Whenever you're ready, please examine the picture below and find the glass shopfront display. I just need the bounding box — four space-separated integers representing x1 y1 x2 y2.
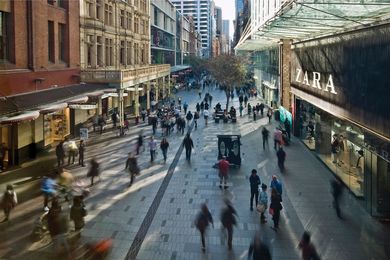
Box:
43 108 70 146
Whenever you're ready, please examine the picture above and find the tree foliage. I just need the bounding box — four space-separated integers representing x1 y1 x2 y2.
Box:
184 55 206 81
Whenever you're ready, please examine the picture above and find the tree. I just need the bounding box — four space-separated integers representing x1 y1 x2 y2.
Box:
207 54 247 109
184 55 207 83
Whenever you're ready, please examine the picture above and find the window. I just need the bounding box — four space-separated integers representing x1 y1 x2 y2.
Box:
134 43 139 64
97 36 103 67
120 10 125 28
48 0 65 8
105 38 113 66
48 21 55 62
120 40 125 65
126 12 132 30
134 17 139 33
127 41 132 65
141 46 145 64
154 8 158 26
0 11 10 62
96 0 102 20
105 4 113 26
86 1 94 18
140 19 144 35
58 23 66 62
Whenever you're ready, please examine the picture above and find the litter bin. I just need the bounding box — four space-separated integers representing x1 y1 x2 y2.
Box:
217 135 241 166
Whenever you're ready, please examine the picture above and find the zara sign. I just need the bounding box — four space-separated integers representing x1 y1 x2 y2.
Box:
295 69 338 95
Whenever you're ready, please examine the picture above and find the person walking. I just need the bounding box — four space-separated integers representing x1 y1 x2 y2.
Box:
244 95 248 107
160 138 169 163
136 132 144 155
220 199 238 250
141 108 147 122
183 134 194 161
273 128 283 150
98 114 106 134
111 111 118 128
259 103 265 117
151 117 158 135
203 109 209 126
270 175 283 198
267 108 273 123
276 147 286 172
298 231 321 260
87 158 100 186
269 188 283 231
70 196 87 238
148 136 157 162
258 184 268 224
249 169 261 211
253 109 257 121
125 152 140 186
186 111 193 126
331 178 343 219
239 104 244 117
64 138 77 165
78 140 85 167
183 101 189 115
1 184 17 222
248 232 272 260
55 141 65 168
218 156 230 189
47 199 70 257
194 203 214 252
262 127 270 150
194 111 200 129
41 174 57 211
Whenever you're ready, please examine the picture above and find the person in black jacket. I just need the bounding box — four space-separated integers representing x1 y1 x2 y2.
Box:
125 153 140 186
249 169 261 211
194 203 214 252
248 232 272 260
220 199 238 250
183 134 194 161
55 141 65 168
270 188 283 231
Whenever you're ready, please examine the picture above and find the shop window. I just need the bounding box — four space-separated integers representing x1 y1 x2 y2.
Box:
58 23 66 63
48 21 55 63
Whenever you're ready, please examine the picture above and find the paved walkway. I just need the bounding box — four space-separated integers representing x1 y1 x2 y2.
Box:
1 86 389 260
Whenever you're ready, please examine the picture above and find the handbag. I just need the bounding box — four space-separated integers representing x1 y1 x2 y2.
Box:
269 208 274 215
256 204 265 213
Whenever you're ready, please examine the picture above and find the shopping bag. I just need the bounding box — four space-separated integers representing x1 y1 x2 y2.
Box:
256 204 265 213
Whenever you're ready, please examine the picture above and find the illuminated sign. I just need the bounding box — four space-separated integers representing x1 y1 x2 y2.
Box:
295 69 337 95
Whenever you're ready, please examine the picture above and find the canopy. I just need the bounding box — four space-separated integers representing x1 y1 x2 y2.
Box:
278 106 292 126
0 111 40 124
68 104 98 110
39 102 68 114
67 96 89 104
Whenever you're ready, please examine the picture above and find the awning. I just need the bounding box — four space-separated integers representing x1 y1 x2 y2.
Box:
278 106 292 126
170 65 191 73
236 0 390 51
39 102 68 114
67 96 89 104
101 92 128 98
68 104 98 110
0 111 40 124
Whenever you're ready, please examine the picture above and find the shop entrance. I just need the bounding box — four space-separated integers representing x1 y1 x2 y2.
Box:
43 109 70 147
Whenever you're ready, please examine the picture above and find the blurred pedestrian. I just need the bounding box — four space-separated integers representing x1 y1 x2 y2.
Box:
331 178 343 219
78 140 85 167
41 174 57 211
194 203 214 252
55 141 65 168
1 184 17 222
136 132 144 155
203 109 209 126
274 128 282 150
160 138 169 163
47 199 70 257
70 196 87 238
262 127 269 150
186 111 193 126
248 232 272 260
276 147 286 172
298 231 321 260
244 95 248 107
183 134 194 161
194 111 200 129
239 104 244 117
87 158 100 186
111 111 118 128
259 103 265 117
270 175 282 198
249 169 261 211
218 156 230 189
125 152 140 186
220 199 238 250
258 184 268 223
270 188 283 231
267 109 273 123
183 101 188 114
141 108 147 122
148 136 157 162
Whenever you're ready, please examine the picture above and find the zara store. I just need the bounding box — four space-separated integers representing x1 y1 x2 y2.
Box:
290 24 390 217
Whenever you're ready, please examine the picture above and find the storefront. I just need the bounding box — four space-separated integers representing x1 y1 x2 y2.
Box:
39 103 70 147
291 24 390 217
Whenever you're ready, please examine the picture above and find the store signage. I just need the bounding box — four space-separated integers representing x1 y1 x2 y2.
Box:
295 69 337 95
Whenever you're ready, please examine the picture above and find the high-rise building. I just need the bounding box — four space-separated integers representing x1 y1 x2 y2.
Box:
222 20 230 39
215 7 222 37
234 0 248 46
172 0 212 58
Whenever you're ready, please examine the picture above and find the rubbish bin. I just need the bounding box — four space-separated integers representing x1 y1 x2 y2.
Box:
217 135 241 166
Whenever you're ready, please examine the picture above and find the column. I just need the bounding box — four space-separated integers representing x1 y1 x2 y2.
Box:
97 96 102 115
117 88 124 129
280 39 292 110
155 80 159 103
134 85 140 117
168 75 171 96
162 76 166 99
146 81 151 110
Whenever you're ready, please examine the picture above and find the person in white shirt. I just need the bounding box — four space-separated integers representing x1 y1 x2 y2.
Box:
203 110 210 126
148 136 157 162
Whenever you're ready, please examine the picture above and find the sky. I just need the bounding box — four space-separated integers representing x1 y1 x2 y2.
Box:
213 0 235 38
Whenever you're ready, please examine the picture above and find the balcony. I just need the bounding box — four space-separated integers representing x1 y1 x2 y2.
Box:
80 64 171 87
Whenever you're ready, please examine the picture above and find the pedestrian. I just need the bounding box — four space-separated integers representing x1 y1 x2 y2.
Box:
0 142 6 172
284 120 291 140
183 134 194 161
200 101 204 113
276 147 286 172
331 178 343 219
208 94 213 105
41 174 57 211
1 184 17 222
141 108 147 122
248 232 272 260
204 102 209 111
136 132 144 155
270 175 282 198
259 103 265 117
244 95 248 107
64 138 77 165
262 127 269 150
194 203 214 252
220 199 238 250
273 128 282 150
298 231 321 260
160 138 169 163
258 184 268 223
196 103 200 113
253 109 257 121
87 158 100 186
151 117 158 135
47 199 70 257
218 156 230 189
111 111 118 128
70 196 87 238
78 140 85 167
183 101 188 114
248 103 252 115
239 104 244 117
249 169 261 211
148 136 157 162
194 111 200 129
92 114 99 132
267 108 273 123
199 91 202 99
125 152 140 186
203 109 209 126
239 95 243 106
269 188 283 231
55 141 65 168
98 114 106 134
186 111 193 126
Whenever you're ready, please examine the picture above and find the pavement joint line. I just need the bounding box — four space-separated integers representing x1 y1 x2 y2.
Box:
125 120 195 260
